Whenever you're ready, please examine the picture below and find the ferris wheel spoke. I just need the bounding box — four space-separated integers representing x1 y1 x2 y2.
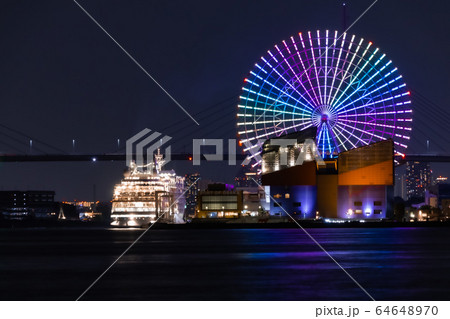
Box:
337 120 387 144
238 104 310 117
333 123 361 149
320 124 333 156
237 117 310 129
333 55 390 113
325 123 341 154
332 124 354 149
339 109 412 118
317 123 324 146
275 43 316 111
326 31 344 105
324 124 330 154
339 118 396 131
323 30 330 106
307 31 324 105
242 87 311 114
283 39 318 107
261 75 314 112
338 93 411 115
240 122 313 143
346 82 408 113
317 30 326 102
261 55 314 112
331 43 378 111
294 33 321 106
334 65 401 112
329 35 362 108
331 126 347 152
262 120 312 136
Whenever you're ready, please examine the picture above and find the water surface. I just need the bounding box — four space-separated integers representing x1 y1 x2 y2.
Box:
1 227 449 300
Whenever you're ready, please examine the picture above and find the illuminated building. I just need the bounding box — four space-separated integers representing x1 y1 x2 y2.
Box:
240 188 265 217
394 172 407 200
184 173 200 219
62 200 101 221
234 167 265 216
235 166 259 188
0 191 56 220
111 150 185 227
405 161 432 200
261 135 394 220
195 184 242 219
434 176 448 185
430 183 450 207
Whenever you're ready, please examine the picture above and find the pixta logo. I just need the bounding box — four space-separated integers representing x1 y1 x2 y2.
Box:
192 138 324 166
126 128 172 168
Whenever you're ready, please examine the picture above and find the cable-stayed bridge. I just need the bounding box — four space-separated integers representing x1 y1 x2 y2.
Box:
0 90 449 165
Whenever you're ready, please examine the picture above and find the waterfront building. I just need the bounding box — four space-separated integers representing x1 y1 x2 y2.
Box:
405 161 432 200
184 173 200 219
261 131 394 220
234 166 259 188
237 186 266 217
234 167 265 216
0 190 57 220
429 183 450 207
195 184 242 219
434 176 448 185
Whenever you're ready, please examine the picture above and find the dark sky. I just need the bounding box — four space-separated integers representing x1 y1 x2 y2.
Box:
0 0 449 201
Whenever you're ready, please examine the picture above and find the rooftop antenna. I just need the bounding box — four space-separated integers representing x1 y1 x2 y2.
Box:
342 2 347 31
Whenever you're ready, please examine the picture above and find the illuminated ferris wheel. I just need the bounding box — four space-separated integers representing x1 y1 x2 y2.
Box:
237 30 412 165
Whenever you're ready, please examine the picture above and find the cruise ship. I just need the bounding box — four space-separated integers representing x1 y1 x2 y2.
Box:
110 150 185 227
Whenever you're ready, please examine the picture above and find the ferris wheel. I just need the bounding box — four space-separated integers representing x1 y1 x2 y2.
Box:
237 30 412 166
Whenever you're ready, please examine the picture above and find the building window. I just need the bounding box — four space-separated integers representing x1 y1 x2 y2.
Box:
355 209 363 214
374 209 382 214
273 201 282 207
273 194 282 199
354 201 362 207
285 193 290 199
374 201 382 206
293 202 301 207
201 203 237 210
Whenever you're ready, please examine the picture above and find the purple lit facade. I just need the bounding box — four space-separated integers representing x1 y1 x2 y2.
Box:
269 185 317 218
337 185 393 219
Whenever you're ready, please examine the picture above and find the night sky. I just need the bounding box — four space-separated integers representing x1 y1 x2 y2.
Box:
0 0 449 201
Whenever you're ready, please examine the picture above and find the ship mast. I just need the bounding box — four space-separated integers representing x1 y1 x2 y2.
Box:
154 148 165 174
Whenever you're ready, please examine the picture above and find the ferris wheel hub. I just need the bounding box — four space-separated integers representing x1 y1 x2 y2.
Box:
312 106 337 128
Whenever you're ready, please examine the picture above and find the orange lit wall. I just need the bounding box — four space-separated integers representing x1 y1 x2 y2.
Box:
338 160 393 185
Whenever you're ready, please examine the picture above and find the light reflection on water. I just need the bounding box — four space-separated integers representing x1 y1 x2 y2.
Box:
1 227 450 300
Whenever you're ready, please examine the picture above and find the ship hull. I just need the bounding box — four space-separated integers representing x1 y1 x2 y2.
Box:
110 213 156 227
